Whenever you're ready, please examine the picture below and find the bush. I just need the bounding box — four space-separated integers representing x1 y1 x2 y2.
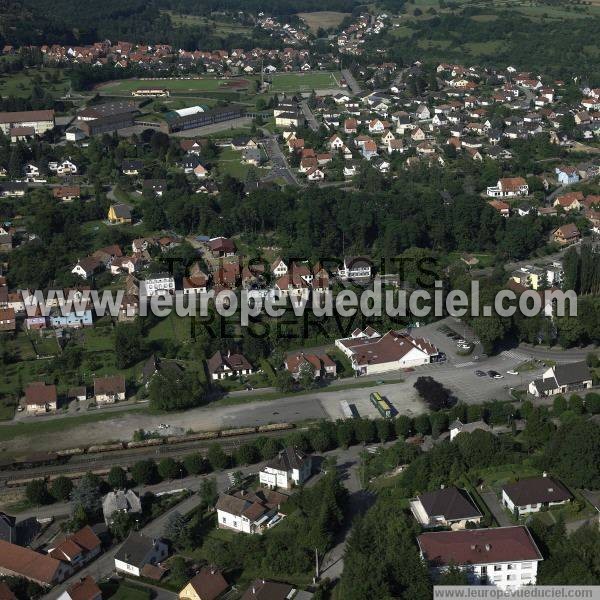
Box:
50 476 73 502
26 479 51 505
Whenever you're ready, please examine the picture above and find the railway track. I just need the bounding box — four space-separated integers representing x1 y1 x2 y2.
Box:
0 427 302 485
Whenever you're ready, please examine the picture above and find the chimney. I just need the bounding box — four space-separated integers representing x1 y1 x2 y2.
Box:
485 544 491 552
470 544 476 551
542 471 548 478
440 484 445 490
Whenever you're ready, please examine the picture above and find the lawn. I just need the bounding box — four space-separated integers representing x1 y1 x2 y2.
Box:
297 11 350 32
98 77 252 95
216 147 267 180
0 66 70 99
268 72 342 93
102 581 151 600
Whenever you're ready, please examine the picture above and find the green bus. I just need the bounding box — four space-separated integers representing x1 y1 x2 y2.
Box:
370 391 392 419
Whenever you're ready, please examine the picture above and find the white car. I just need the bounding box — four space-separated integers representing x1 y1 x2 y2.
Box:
506 369 518 375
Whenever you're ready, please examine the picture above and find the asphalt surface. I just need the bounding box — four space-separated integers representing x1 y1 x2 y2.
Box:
341 69 361 95
300 100 319 132
260 134 300 186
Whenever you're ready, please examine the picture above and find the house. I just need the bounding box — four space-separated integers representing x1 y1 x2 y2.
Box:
0 109 55 135
552 223 580 245
285 351 336 380
555 166 579 186
486 177 529 198
179 567 229 600
502 475 572 516
216 488 287 534
102 489 142 524
0 307 16 332
107 203 132 224
122 159 144 175
410 486 483 529
72 257 103 279
335 330 438 375
57 576 102 600
207 350 253 380
0 540 72 586
193 164 209 179
528 361 592 397
415 104 431 120
259 447 312 490
48 526 102 569
306 166 324 181
329 134 345 151
93 375 126 404
344 118 358 134
183 275 208 295
417 526 542 590
208 237 236 257
450 419 493 441
141 273 175 297
553 192 582 211
23 382 57 414
240 580 295 600
114 532 168 577
488 200 510 218
53 186 81 202
142 355 184 387
338 256 372 280
271 258 288 278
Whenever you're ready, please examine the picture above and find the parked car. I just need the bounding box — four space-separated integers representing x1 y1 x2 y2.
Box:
506 369 518 375
475 370 487 377
487 370 503 379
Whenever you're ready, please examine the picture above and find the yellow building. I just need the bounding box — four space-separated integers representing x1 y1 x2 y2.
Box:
107 203 132 224
179 567 228 600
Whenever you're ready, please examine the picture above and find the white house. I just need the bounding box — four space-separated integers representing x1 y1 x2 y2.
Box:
215 488 287 534
449 419 493 441
114 533 168 577
528 361 592 397
271 258 288 278
418 526 543 590
338 256 372 280
501 475 573 516
140 273 175 297
410 486 482 529
259 447 312 490
487 177 529 198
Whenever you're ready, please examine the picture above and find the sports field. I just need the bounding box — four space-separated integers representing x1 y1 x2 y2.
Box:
268 71 342 92
98 77 251 94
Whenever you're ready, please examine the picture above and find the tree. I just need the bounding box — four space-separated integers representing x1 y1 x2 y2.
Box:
199 478 218 509
50 476 73 502
158 457 182 480
107 466 128 489
259 437 281 460
395 415 412 439
235 443 259 465
26 479 50 505
375 419 393 443
149 370 206 412
109 510 134 541
354 419 376 444
413 377 456 411
207 443 229 470
70 473 102 519
413 413 431 436
130 459 159 485
114 322 145 368
276 370 295 392
163 510 187 543
553 395 567 416
183 453 206 475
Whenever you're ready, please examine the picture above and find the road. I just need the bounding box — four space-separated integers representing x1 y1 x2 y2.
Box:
300 100 319 132
341 69 361 95
260 133 301 186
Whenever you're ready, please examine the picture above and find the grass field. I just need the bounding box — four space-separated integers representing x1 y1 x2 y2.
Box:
0 66 70 99
98 77 252 95
161 10 253 35
268 71 342 92
297 11 350 32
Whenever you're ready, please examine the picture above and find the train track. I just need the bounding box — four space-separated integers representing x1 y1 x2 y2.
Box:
0 428 301 485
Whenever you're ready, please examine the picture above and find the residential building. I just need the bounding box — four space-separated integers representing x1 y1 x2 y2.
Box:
23 382 57 414
207 350 253 380
178 567 229 600
57 576 102 600
114 533 168 577
0 540 72 586
410 486 482 529
284 351 336 379
240 580 296 600
555 166 579 185
141 273 175 297
93 375 126 404
0 109 55 135
47 526 102 569
338 256 372 280
216 488 287 534
552 223 581 245
0 307 16 332
107 203 132 224
102 489 142 524
528 361 592 397
259 447 312 490
335 329 438 375
486 177 529 198
449 419 493 441
502 475 572 516
418 526 543 590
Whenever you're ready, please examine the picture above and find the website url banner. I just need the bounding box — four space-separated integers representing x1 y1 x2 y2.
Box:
434 587 600 600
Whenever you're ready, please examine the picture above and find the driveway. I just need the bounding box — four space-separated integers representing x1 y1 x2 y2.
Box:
481 490 512 527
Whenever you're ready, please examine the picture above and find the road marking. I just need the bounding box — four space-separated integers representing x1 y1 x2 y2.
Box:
501 350 529 361
455 361 475 368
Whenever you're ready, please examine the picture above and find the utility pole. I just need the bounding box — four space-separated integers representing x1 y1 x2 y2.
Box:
315 547 319 581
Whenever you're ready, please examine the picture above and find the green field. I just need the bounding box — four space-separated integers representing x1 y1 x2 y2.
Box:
98 77 252 95
268 71 342 92
0 66 70 99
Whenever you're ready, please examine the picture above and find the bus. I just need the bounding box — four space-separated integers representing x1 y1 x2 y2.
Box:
340 400 358 419
370 391 392 419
